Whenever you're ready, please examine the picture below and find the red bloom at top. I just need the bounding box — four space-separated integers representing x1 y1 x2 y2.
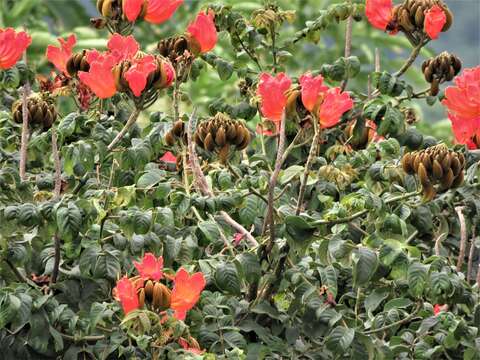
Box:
0 28 32 69
442 66 480 147
145 0 183 24
123 0 146 22
170 268 206 321
78 53 117 99
257 72 292 123
424 5 446 40
365 0 393 31
318 87 354 128
113 276 140 314
133 253 164 281
187 10 218 54
107 33 139 63
46 34 76 75
124 55 158 97
299 73 328 112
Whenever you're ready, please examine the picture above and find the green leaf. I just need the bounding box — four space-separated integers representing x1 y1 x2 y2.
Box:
408 262 427 298
325 326 355 353
353 247 378 288
319 265 338 298
384 298 412 312
364 288 390 313
285 215 316 246
215 263 241 295
136 169 165 189
56 203 82 242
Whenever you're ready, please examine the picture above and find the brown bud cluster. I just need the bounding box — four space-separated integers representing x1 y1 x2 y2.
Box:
401 144 464 201
96 0 147 22
164 120 187 147
131 277 172 311
12 95 57 130
422 52 461 96
112 54 174 94
194 113 251 164
389 0 453 45
285 88 310 128
345 121 377 150
157 35 199 66
66 50 90 77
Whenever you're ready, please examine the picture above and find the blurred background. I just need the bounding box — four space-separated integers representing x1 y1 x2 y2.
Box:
0 0 478 142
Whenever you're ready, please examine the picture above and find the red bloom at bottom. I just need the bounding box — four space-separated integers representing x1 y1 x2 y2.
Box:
113 276 140 314
170 268 206 320
78 54 117 99
124 55 157 97
178 337 204 355
159 151 177 164
433 304 448 315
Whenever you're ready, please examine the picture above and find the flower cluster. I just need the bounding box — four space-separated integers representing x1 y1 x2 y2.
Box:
365 0 452 42
113 253 206 322
257 72 353 134
0 28 31 69
442 66 480 149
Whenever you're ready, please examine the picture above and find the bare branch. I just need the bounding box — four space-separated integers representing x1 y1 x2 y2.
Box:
455 206 467 272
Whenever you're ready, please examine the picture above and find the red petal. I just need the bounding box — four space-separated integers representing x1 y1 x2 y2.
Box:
318 87 354 128
187 10 217 53
299 72 328 112
46 34 76 75
107 33 139 63
257 72 292 122
365 0 393 31
123 0 145 22
145 0 183 24
160 151 177 163
424 5 446 40
0 28 32 69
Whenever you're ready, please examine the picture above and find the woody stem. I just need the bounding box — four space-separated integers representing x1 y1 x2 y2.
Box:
51 128 62 198
107 107 141 151
341 15 353 91
19 82 31 181
394 38 427 77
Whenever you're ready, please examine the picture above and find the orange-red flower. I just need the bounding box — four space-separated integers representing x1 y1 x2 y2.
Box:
178 337 204 355
257 72 292 124
161 60 175 87
424 5 446 40
433 304 448 315
46 34 76 75
442 66 480 147
113 276 140 314
133 253 164 281
124 55 158 97
145 0 183 24
170 268 206 320
365 0 393 31
78 54 117 99
107 33 139 63
318 87 353 128
187 10 218 54
0 28 32 69
299 73 328 112
123 0 146 22
159 151 177 163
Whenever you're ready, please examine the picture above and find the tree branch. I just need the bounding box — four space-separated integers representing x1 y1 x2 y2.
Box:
340 15 353 91
455 206 467 272
51 128 62 198
19 82 31 181
107 108 141 151
394 38 427 77
49 233 61 286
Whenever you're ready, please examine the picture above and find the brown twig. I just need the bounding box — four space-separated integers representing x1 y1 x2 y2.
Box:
19 82 31 181
476 264 480 289
375 48 381 72
455 206 467 272
3 258 40 288
340 15 353 91
107 108 141 150
363 303 422 335
434 233 445 257
51 128 62 198
467 230 476 283
49 233 61 286
186 110 258 247
394 38 427 77
295 119 320 215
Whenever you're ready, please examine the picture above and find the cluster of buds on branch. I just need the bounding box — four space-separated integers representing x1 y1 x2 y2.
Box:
422 51 462 96
12 94 57 131
401 144 465 200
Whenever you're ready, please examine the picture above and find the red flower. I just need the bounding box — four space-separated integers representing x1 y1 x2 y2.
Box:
442 66 480 147
160 60 175 87
318 87 353 128
257 72 292 123
133 253 164 281
0 28 32 69
365 0 393 31
233 232 244 246
123 0 146 22
113 276 140 314
170 268 206 320
78 54 117 99
107 33 139 63
299 73 328 112
46 34 76 75
187 10 217 54
433 304 448 315
159 151 177 163
424 5 446 40
178 337 204 355
124 55 157 96
145 0 183 24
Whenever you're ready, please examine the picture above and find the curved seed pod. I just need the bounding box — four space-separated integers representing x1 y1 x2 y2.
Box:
218 144 230 164
101 0 113 17
423 183 436 201
215 127 226 147
418 163 430 188
430 78 439 96
441 153 451 173
413 153 422 173
432 159 444 180
144 280 154 300
165 131 175 146
194 133 204 148
152 282 163 308
237 128 251 150
400 8 415 32
172 120 184 137
423 64 434 82
233 125 245 146
440 168 454 189
286 90 300 117
422 153 432 171
204 133 215 151
138 288 145 308
450 156 461 177
159 284 171 309
226 124 237 142
401 153 415 175
451 171 464 188
442 6 453 31
457 152 465 167
414 6 424 27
